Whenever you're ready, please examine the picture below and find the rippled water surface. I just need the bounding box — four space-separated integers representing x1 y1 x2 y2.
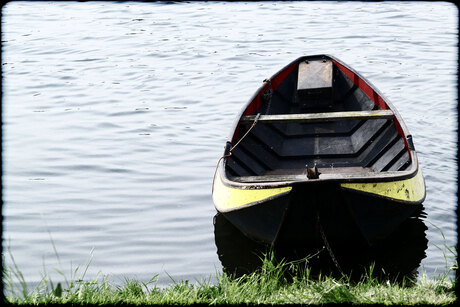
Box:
2 1 457 288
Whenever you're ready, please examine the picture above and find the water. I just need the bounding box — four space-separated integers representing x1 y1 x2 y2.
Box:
2 1 457 289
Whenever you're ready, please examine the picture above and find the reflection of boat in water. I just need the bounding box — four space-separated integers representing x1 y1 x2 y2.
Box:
214 208 428 283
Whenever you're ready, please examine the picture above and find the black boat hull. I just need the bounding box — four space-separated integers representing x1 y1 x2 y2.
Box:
217 169 424 245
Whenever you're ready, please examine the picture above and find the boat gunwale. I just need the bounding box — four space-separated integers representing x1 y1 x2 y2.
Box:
218 153 420 190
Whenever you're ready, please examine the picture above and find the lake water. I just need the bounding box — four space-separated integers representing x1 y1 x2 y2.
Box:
2 1 458 290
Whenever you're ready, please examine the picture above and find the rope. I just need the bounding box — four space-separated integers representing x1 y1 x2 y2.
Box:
212 113 261 194
316 211 346 278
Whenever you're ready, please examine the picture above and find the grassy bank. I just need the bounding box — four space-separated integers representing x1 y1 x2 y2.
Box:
3 252 456 305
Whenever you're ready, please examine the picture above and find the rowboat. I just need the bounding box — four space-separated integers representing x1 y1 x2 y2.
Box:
212 55 425 246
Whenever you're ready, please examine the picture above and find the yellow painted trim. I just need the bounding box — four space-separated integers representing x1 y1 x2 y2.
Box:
212 172 292 212
340 170 425 203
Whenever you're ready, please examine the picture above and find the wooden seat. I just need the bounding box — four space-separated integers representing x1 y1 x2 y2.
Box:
240 109 394 124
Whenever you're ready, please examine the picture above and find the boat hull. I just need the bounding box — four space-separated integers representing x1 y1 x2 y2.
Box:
215 170 425 245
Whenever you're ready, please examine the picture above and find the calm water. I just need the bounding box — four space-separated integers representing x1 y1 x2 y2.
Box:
2 1 458 289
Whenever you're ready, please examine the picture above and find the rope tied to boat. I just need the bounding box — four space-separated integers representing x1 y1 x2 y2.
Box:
316 211 346 278
212 113 261 194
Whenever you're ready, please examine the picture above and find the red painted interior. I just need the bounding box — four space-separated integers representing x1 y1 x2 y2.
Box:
234 62 296 144
333 60 388 110
243 62 297 116
232 58 412 159
333 60 411 156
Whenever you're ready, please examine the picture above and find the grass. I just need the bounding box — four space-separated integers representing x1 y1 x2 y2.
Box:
3 249 457 305
3 219 457 305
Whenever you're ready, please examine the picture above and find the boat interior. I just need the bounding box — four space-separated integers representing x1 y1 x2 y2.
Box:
225 56 412 180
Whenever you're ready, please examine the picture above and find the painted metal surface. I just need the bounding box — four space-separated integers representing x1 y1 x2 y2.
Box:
213 171 292 212
340 169 425 203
